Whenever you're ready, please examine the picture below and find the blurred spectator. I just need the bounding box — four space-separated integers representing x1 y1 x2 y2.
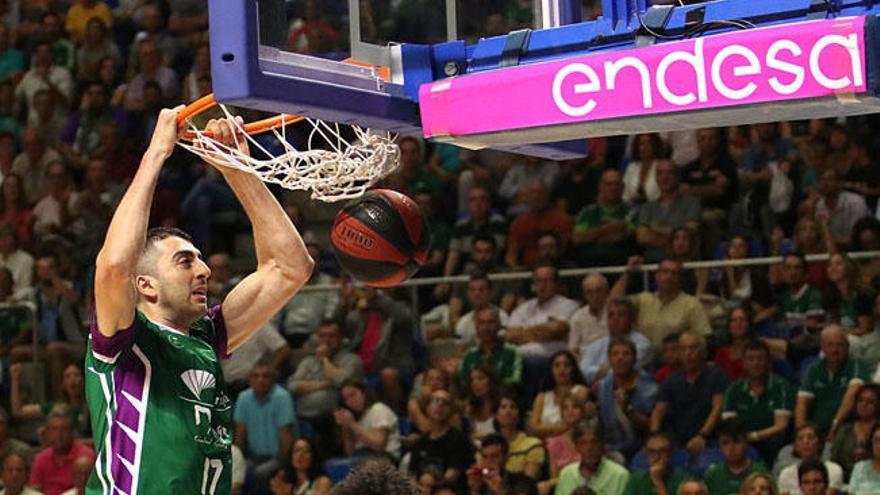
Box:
10 363 90 438
495 392 545 480
0 132 17 181
739 123 797 239
830 383 879 478
815 169 868 248
505 180 572 269
594 337 658 459
579 299 653 383
234 361 295 495
1 453 40 495
622 133 665 204
635 160 701 262
14 42 74 121
465 433 538 495
127 5 176 74
59 82 127 171
571 169 636 268
528 351 589 440
622 432 689 495
444 186 507 279
12 128 61 203
842 131 880 211
650 332 729 453
27 89 66 148
33 13 76 73
331 459 420 495
65 0 112 43
465 364 501 443
772 252 825 358
499 157 560 218
75 17 120 82
205 252 237 305
71 159 123 256
853 294 880 375
796 459 828 495
90 122 139 184
97 57 127 108
0 173 32 244
715 237 775 318
29 408 95 495
542 395 593 494
408 388 474 491
0 81 20 139
288 319 362 455
335 379 401 461
677 481 709 495
459 306 521 385
0 24 24 82
268 437 331 495
182 41 210 103
722 340 794 465
713 307 755 380
168 0 209 38
553 154 605 217
394 136 441 196
32 161 78 239
413 190 449 277
796 325 869 437
776 423 843 494
288 0 340 54
823 252 874 336
703 420 767 494
769 218 829 291
59 455 92 495
452 275 511 348
0 407 33 463
222 323 290 397
611 257 710 348
662 228 707 296
124 39 180 111
851 217 880 288
554 422 629 495
849 422 880 493
568 274 610 359
0 222 32 300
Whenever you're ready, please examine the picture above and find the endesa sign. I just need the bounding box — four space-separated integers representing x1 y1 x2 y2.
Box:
420 17 869 139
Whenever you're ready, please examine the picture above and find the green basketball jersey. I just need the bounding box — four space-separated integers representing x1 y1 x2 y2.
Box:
85 306 233 495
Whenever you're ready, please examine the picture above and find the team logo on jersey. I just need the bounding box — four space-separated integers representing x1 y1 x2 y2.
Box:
181 369 216 401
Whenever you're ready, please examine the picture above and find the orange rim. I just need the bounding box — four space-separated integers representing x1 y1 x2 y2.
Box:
177 94 304 141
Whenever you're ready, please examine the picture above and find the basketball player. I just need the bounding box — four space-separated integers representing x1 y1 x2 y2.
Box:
85 107 314 494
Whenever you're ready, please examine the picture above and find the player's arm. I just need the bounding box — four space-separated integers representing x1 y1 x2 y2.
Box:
203 120 314 352
94 107 182 336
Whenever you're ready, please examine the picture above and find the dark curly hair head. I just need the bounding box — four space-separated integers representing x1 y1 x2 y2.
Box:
329 459 420 495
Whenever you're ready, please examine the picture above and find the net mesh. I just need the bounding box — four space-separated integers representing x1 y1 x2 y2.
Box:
177 104 400 202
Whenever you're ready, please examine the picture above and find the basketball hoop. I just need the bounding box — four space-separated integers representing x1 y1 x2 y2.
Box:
176 94 400 202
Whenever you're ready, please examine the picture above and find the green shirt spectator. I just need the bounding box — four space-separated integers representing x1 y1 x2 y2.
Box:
554 457 629 495
622 468 689 495
703 461 767 495
722 373 795 431
777 284 825 334
571 170 636 267
459 342 522 385
799 356 869 435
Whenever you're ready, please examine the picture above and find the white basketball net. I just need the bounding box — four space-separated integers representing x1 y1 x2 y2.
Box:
177 104 400 202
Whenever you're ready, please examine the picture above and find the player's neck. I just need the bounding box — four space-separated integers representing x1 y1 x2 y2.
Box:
138 304 193 335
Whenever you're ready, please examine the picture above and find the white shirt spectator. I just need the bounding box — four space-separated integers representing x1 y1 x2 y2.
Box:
579 331 654 383
509 294 579 359
221 324 288 383
11 147 62 204
358 402 400 459
777 460 843 495
32 192 79 237
456 306 510 347
622 160 660 203
14 67 74 122
0 249 33 302
568 304 608 357
817 191 869 239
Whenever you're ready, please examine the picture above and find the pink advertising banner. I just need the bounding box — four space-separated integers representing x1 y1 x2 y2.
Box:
419 16 868 139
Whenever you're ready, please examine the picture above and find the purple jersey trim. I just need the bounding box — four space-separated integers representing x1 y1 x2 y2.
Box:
89 307 137 361
207 305 230 360
109 347 149 495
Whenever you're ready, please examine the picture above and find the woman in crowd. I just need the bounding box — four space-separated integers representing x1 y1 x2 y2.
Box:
0 174 33 245
76 18 120 82
667 227 708 296
824 251 874 336
528 350 589 439
831 384 880 477
10 361 90 439
713 306 755 380
539 394 593 495
466 364 501 443
850 217 880 289
775 423 844 493
269 437 332 495
496 390 545 480
740 472 778 495
622 133 666 204
849 423 880 494
334 379 401 461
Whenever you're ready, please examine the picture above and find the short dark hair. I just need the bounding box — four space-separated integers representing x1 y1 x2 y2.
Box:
716 418 747 441
318 318 343 333
662 332 681 345
329 459 419 495
743 339 771 357
609 297 637 320
146 227 193 246
784 251 807 268
480 433 509 456
797 458 828 485
607 337 637 359
472 234 497 250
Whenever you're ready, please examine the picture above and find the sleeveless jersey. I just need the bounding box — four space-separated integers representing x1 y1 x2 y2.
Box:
85 306 233 495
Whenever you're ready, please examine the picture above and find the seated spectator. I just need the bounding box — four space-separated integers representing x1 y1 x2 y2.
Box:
408 389 474 490
58 82 127 171
776 423 843 494
611 256 711 348
444 185 507 278
338 284 414 414
847 424 880 494
796 325 869 437
408 367 461 438
60 455 92 495
499 156 559 218
850 217 880 289
27 90 66 149
528 351 589 440
815 169 869 248
465 365 501 443
495 392 545 480
772 253 825 355
739 472 778 495
449 274 511 346
0 222 33 301
723 340 794 465
70 160 123 256
287 319 362 455
506 265 579 401
830 383 880 477
568 274 610 359
32 162 79 240
595 337 658 459
335 380 401 461
268 437 331 495
678 480 709 495
222 322 290 397
769 219 829 291
466 434 538 495
635 160 701 262
504 180 572 270
542 395 594 495
823 252 874 336
124 39 180 111
65 0 112 43
12 129 62 204
650 332 729 453
715 236 775 314
29 408 95 495
182 42 211 103
704 419 768 494
623 432 689 495
654 333 683 384
459 306 522 386
272 242 338 348
571 169 636 268
11 363 89 439
2 453 41 495
75 18 120 82
553 155 604 217
853 293 880 376
714 307 757 380
0 24 25 83
665 228 708 296
622 133 665 204
796 459 829 495
233 362 295 494
555 422 630 495
412 189 450 278
0 407 32 463
14 42 74 122
579 298 653 383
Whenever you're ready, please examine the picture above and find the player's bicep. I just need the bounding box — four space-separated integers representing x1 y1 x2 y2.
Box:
222 267 302 352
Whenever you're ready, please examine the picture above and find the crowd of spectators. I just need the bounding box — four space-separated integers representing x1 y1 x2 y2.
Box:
0 1 879 495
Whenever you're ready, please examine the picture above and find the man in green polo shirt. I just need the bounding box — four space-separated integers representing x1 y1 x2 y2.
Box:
571 169 636 267
623 432 689 495
722 339 794 463
703 419 768 494
796 325 870 436
776 253 825 347
459 306 522 385
555 423 629 495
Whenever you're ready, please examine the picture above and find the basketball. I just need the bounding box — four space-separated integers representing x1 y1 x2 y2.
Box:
330 189 430 288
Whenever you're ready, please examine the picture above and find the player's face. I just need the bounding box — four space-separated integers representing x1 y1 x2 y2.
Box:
153 236 212 321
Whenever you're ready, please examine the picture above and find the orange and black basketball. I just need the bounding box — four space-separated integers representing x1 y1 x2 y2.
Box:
330 189 429 287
